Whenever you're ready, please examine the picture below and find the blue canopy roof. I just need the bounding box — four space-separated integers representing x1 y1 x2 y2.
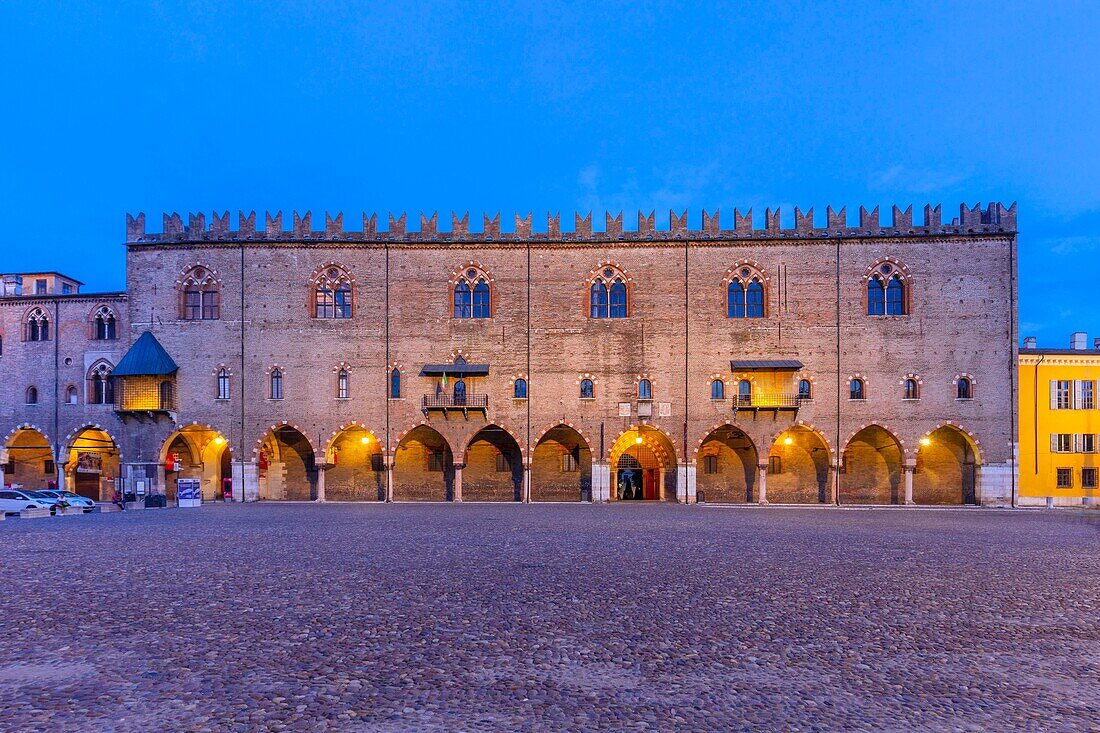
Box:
111 331 179 377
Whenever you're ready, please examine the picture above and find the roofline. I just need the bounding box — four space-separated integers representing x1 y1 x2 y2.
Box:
0 291 127 303
1 271 85 285
1020 348 1100 356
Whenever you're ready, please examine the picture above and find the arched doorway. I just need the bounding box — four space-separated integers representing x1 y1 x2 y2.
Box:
2 427 54 491
531 425 592 501
393 425 454 501
161 427 231 501
696 425 758 503
325 425 384 501
768 426 831 503
66 427 121 501
841 425 903 504
258 426 317 501
609 426 677 502
914 426 980 505
463 425 523 502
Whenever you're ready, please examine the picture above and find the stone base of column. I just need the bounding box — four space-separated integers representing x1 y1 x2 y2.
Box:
676 462 697 504
232 460 260 502
591 461 610 502
977 462 1014 508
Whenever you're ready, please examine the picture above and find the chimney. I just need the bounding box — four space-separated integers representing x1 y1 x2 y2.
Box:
1071 332 1088 350
1023 336 1037 349
1094 338 1100 350
2 274 22 296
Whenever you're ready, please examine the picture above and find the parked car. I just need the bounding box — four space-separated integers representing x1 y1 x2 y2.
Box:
32 490 96 512
0 489 55 514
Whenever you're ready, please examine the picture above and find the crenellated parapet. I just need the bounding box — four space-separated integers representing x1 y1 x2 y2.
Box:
125 202 1016 244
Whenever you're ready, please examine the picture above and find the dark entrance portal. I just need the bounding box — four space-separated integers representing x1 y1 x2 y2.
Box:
616 455 656 500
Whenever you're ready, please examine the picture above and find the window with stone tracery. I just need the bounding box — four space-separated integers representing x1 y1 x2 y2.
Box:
453 266 492 318
313 266 354 319
92 305 117 340
726 265 766 318
25 307 50 341
180 266 220 320
589 265 629 318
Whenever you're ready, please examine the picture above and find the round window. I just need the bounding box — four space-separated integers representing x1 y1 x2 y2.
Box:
740 268 751 278
328 268 339 279
64 357 73 366
881 264 892 275
467 269 477 278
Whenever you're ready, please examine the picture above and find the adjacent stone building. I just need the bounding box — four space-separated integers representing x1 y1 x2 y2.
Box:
1 202 1018 506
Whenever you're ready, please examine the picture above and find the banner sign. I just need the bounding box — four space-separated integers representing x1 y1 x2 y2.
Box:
76 452 102 474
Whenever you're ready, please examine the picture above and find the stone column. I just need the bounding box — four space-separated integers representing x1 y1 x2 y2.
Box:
658 469 666 501
56 462 68 492
676 462 697 504
385 457 394 502
591 460 610 502
0 449 7 488
453 463 464 502
757 461 768 504
231 460 260 502
826 462 839 504
903 461 916 505
316 465 326 502
522 461 532 503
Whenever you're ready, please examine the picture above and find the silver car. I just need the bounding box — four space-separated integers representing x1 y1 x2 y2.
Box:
0 489 55 514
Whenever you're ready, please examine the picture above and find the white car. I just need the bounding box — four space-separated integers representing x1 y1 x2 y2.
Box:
32 490 96 512
0 489 55 514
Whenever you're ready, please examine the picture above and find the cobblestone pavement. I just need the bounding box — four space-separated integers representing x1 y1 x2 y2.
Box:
1 504 1097 732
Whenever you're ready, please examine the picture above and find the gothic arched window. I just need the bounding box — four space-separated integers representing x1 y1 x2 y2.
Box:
866 261 908 316
390 368 402 398
580 378 594 399
798 379 812 400
957 377 972 400
314 266 354 319
89 362 114 404
849 378 865 400
25 307 49 341
180 266 220 320
513 378 527 399
589 265 629 319
738 379 752 405
638 379 652 400
270 368 283 400
337 368 350 399
92 306 117 340
904 378 920 400
453 266 492 319
726 265 766 319
217 368 231 400
710 379 725 400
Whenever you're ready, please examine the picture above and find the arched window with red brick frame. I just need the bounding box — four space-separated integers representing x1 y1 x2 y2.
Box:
588 264 631 319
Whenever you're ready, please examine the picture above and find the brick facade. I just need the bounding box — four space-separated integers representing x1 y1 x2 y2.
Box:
0 203 1018 506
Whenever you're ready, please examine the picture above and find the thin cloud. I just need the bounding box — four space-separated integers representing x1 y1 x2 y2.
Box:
869 166 970 195
1044 236 1100 255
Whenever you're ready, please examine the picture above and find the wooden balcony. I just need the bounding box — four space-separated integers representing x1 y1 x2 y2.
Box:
422 393 489 418
734 393 805 412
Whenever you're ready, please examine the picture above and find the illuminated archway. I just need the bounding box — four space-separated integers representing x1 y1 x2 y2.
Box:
695 425 758 503
257 425 317 501
2 426 54 491
463 425 523 501
393 425 454 501
914 425 981 505
767 426 831 503
608 426 678 502
532 424 592 502
325 425 384 501
841 425 903 504
66 427 121 501
161 426 231 501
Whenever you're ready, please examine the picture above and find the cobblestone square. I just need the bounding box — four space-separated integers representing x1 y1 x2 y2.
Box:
1 504 1097 732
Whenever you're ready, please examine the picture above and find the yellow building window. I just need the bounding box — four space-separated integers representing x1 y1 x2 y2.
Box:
1056 468 1074 488
1082 468 1098 489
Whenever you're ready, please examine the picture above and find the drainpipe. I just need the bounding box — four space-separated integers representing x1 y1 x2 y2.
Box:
834 235 842 506
385 240 391 500
1034 353 1044 478
53 298 60 475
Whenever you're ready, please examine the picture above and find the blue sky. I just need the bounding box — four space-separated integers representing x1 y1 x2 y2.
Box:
1 0 1097 346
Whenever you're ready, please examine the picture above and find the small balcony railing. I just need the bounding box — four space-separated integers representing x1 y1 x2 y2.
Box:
734 393 805 410
422 393 489 412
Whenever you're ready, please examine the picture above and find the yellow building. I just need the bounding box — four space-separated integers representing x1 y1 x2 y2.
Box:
1019 333 1100 507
